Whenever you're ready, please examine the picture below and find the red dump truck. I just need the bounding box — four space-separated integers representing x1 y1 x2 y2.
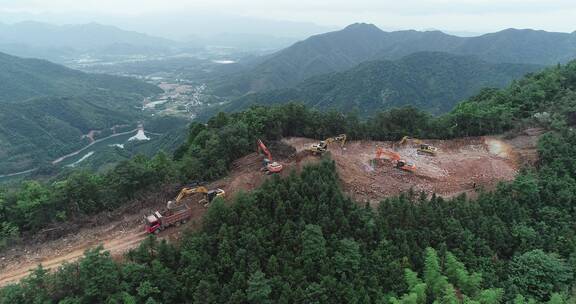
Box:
144 203 192 234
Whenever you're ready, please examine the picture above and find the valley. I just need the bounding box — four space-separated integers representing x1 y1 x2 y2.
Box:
142 82 225 119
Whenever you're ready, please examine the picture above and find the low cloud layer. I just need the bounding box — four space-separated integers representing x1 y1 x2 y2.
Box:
1 0 575 34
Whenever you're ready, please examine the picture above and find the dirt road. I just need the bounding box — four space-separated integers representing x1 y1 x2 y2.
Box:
0 228 146 286
0 132 540 287
0 194 209 287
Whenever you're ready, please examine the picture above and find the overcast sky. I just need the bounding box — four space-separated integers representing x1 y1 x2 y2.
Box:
1 0 575 36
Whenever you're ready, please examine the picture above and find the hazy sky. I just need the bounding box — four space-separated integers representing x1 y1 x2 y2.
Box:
1 0 576 35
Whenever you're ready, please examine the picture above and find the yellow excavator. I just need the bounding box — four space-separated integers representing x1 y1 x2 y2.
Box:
398 136 422 146
398 136 438 156
417 144 438 156
307 134 347 155
145 186 226 234
167 186 225 210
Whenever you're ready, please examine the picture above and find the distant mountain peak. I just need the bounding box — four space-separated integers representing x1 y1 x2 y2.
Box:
342 23 382 33
497 28 554 34
498 28 535 33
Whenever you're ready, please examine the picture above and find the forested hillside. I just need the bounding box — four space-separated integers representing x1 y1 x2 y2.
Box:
211 23 576 95
0 52 162 174
226 52 541 115
2 157 575 303
2 59 576 303
0 52 159 103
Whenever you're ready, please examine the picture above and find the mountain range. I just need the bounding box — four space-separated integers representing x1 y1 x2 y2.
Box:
0 21 311 62
211 23 576 96
0 51 161 174
224 52 542 115
0 22 179 61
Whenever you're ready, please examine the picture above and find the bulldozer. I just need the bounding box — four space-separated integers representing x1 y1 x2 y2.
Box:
307 134 347 155
375 147 416 172
167 186 225 210
257 139 283 174
417 143 438 156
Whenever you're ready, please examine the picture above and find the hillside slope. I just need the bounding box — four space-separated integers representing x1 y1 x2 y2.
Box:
0 52 162 174
0 52 159 103
226 52 542 115
211 24 576 95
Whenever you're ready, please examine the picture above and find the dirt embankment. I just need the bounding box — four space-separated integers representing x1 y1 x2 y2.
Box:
0 131 540 287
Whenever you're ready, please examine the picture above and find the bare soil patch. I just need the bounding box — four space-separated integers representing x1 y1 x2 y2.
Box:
0 133 540 286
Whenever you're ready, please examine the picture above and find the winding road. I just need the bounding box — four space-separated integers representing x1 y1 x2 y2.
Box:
51 128 139 165
0 125 154 179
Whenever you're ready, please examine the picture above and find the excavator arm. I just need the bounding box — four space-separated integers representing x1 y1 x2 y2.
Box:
330 134 347 148
257 139 273 161
399 136 422 146
168 186 225 209
375 147 416 172
376 147 401 161
257 139 283 174
175 186 209 203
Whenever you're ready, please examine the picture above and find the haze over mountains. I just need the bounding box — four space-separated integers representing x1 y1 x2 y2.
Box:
212 23 576 95
0 22 182 62
0 21 311 63
0 12 333 40
0 22 173 50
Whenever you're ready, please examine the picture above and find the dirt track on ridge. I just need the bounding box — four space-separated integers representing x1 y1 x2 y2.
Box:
0 131 541 286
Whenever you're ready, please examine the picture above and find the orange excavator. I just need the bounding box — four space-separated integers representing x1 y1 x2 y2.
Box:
375 147 416 172
257 139 283 174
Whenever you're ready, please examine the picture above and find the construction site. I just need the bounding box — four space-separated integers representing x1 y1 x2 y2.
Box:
0 129 542 287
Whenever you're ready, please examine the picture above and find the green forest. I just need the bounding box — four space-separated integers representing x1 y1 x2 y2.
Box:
225 52 540 116
209 23 576 98
2 59 576 303
0 51 162 174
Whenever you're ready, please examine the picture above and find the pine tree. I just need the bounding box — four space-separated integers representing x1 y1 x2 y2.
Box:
394 248 505 304
247 271 272 304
